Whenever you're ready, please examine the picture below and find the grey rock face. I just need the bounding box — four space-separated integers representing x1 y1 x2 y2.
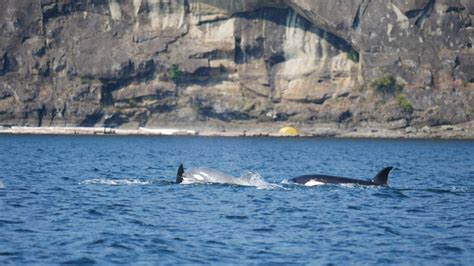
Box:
0 0 472 129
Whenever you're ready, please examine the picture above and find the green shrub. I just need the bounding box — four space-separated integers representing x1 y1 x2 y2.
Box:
371 74 404 98
371 74 413 112
168 64 183 83
372 75 395 90
396 94 414 113
346 49 359 63
80 77 89 84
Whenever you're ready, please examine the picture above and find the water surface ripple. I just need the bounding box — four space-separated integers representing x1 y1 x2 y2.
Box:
1 136 473 264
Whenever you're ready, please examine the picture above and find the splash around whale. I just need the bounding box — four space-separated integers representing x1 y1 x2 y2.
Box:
176 164 279 189
289 167 394 186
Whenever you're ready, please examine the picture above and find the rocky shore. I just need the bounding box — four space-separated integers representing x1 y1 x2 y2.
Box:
1 121 473 139
1 1 473 132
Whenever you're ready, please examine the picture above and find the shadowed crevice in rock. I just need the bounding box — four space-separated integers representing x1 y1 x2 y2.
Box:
97 59 156 106
37 105 47 127
41 0 111 23
352 5 362 30
186 67 232 86
0 54 6 75
1 53 17 75
338 110 353 124
103 113 129 128
414 0 436 28
199 107 252 122
292 94 332 105
79 112 104 127
232 7 358 65
352 0 371 30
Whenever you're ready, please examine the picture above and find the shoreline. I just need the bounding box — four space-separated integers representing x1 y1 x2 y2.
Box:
0 124 473 140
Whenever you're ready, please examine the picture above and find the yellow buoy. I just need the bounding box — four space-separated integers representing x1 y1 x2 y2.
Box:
279 127 299 136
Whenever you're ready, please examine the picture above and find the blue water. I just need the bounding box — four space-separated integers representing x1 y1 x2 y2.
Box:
1 135 473 265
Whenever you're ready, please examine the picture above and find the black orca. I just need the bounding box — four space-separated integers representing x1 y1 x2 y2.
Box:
289 167 393 186
176 164 184 184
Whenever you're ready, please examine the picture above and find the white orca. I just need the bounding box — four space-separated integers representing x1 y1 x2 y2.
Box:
289 167 393 186
176 164 277 188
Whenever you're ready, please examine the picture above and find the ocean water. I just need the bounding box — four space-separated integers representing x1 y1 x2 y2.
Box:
1 135 473 265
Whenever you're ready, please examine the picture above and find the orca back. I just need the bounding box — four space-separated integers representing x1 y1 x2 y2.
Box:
291 166 394 186
372 167 393 185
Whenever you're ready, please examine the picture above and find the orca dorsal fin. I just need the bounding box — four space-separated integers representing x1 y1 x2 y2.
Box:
372 167 393 185
176 164 184 184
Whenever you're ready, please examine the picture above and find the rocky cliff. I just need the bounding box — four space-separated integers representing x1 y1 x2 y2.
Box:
0 0 473 130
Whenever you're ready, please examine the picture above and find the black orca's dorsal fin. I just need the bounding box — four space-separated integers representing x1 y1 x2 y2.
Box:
177 164 184 184
372 167 393 185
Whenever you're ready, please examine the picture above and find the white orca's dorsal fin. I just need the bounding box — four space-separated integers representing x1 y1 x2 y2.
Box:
177 164 184 184
372 167 393 185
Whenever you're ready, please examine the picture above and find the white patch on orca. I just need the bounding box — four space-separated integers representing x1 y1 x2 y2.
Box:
305 180 325 187
192 174 205 181
199 172 210 178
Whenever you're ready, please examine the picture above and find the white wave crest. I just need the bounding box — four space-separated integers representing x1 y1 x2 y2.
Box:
236 172 282 189
0 181 4 189
448 186 472 193
340 183 358 188
80 178 151 186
